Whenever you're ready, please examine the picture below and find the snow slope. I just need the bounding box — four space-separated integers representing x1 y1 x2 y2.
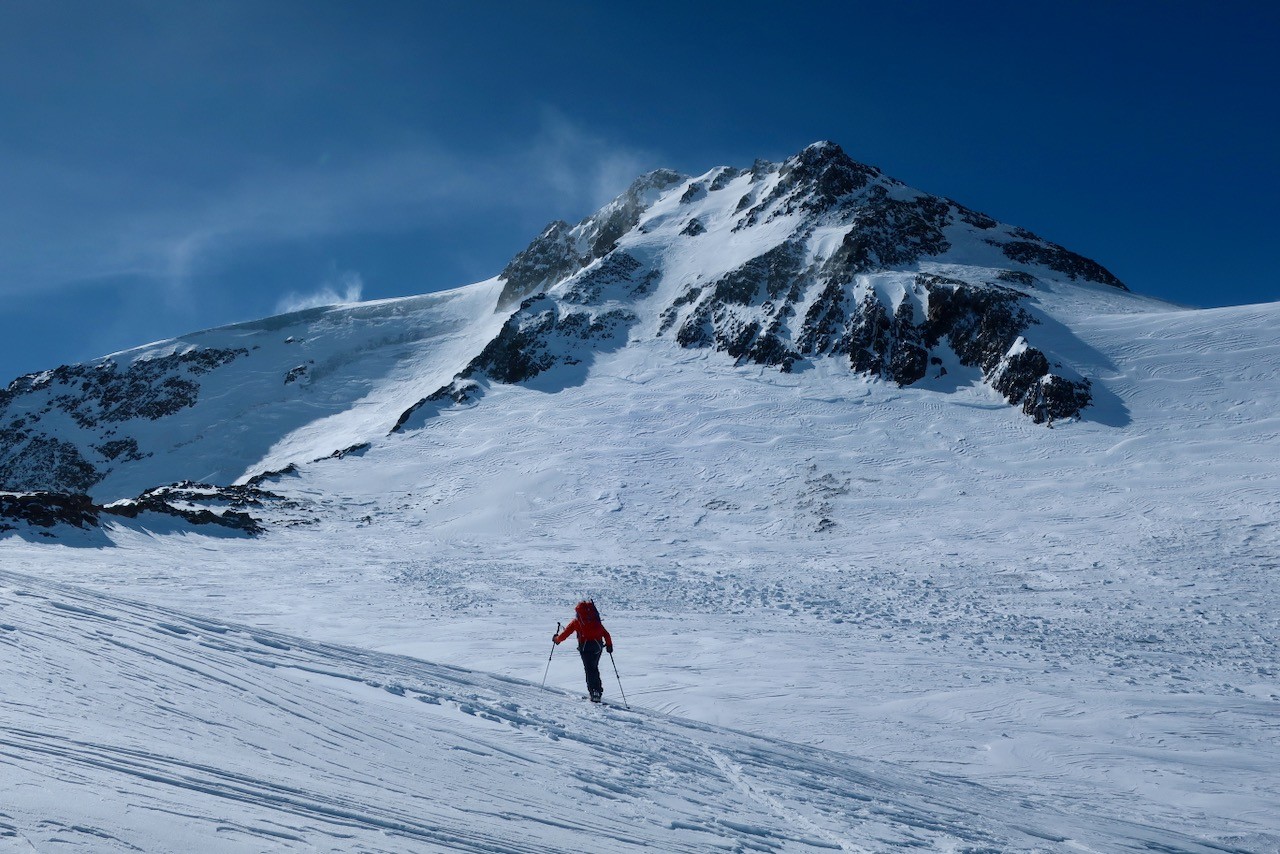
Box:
0 278 510 499
2 299 1277 851
0 568 1258 853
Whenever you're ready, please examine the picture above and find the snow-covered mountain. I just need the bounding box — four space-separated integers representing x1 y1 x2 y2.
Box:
3 142 1152 503
2 143 1278 851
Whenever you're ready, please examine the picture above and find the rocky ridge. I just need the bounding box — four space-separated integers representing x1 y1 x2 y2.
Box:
497 169 687 308
0 481 290 537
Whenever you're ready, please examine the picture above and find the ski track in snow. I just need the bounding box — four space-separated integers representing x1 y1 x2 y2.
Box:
3 568 1244 854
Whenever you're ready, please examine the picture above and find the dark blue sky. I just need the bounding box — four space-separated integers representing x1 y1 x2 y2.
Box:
2 1 1277 380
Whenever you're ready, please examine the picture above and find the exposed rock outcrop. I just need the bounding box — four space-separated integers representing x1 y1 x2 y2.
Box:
497 170 687 308
1 481 289 538
0 491 100 532
0 347 248 493
395 265 644 434
1001 240 1124 288
102 482 281 535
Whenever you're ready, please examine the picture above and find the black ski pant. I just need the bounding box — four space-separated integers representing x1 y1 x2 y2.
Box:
578 641 604 696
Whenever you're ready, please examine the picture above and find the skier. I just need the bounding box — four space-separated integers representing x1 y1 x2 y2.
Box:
553 600 613 702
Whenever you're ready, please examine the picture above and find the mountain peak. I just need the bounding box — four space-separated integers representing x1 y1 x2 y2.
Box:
793 139 864 171
497 167 688 307
460 141 1133 440
762 140 887 214
2 142 1144 500
624 167 687 199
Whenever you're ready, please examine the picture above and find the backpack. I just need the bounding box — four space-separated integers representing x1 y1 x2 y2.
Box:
577 599 601 623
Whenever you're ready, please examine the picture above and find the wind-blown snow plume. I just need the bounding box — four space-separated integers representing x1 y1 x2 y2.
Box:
276 270 365 314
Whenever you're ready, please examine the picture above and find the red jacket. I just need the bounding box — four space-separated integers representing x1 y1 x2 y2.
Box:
555 602 613 647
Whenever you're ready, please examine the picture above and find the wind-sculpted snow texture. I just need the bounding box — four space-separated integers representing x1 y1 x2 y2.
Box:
1 143 1278 851
0 568 1251 853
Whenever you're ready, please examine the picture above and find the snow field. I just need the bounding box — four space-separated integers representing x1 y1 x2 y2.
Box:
4 298 1277 850
4 568 1219 853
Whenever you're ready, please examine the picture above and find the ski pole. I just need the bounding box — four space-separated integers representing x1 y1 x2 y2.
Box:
541 623 560 690
607 650 630 709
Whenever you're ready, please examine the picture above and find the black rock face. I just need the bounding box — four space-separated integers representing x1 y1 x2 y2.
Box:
1002 241 1126 290
658 258 1093 420
786 142 882 208
497 221 584 308
885 301 930 386
394 257 647 433
922 277 1093 422
102 482 276 535
466 300 566 385
94 437 148 463
0 436 102 493
320 443 371 461
996 269 1037 287
0 348 246 430
0 492 100 532
583 169 686 258
843 293 893 376
708 167 742 192
796 281 848 355
736 142 883 229
0 481 284 537
680 218 706 237
800 289 927 386
921 276 1033 374
714 240 807 305
465 295 636 385
821 188 953 276
562 253 652 305
679 181 706 204
673 249 968 389
991 349 1093 425
721 144 1124 293
952 201 998 230
480 143 1121 429
674 242 806 368
245 463 300 486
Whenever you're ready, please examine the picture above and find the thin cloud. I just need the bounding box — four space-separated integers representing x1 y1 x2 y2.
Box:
0 114 667 305
524 108 660 212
